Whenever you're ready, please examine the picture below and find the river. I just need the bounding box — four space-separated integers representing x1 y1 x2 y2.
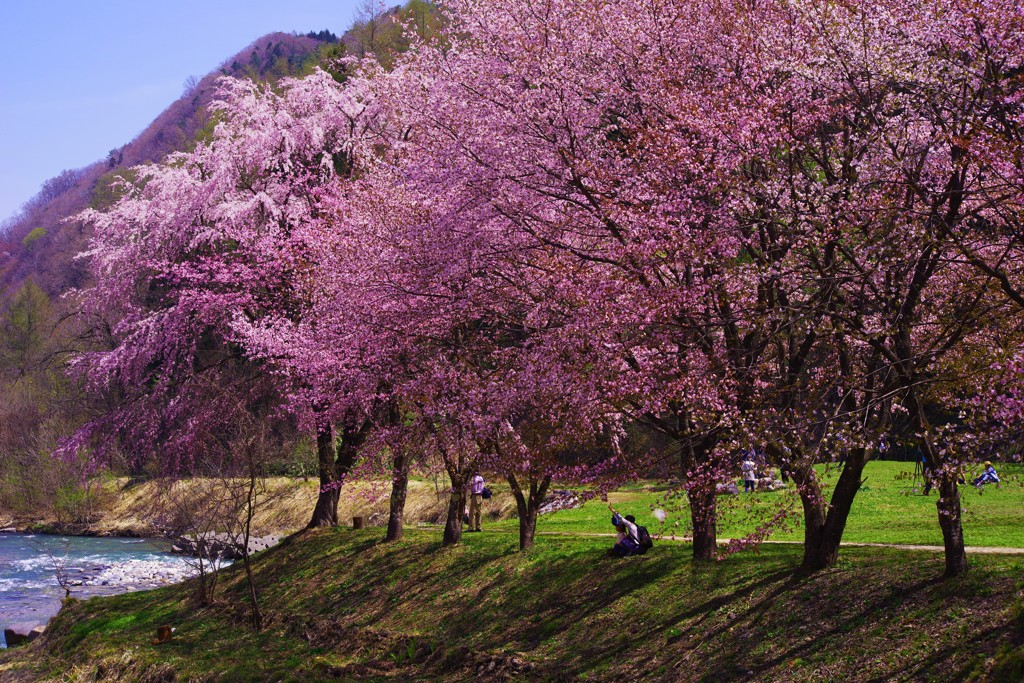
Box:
0 533 198 647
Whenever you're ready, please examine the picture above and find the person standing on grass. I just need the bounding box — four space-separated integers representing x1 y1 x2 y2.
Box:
741 455 757 493
468 473 485 531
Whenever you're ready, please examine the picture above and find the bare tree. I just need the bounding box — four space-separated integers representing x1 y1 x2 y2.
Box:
182 75 200 97
346 0 400 60
158 477 236 606
31 538 73 599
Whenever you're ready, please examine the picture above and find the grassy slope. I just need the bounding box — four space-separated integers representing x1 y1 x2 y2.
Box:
3 460 1024 681
3 528 1024 682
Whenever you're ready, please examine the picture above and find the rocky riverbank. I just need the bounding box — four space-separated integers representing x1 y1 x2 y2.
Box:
0 534 201 649
169 532 283 560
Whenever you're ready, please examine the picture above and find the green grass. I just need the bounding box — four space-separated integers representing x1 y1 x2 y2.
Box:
4 461 1024 681
491 461 1024 548
4 528 1024 682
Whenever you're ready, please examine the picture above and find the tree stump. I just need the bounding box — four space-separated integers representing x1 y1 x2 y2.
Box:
152 625 173 644
353 516 365 530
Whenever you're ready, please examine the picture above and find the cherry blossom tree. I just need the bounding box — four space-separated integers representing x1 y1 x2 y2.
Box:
71 66 389 529
356 0 829 561
366 0 1024 574
728 0 1024 576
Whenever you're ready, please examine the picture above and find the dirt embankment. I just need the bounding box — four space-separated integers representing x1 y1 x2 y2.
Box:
0 477 518 539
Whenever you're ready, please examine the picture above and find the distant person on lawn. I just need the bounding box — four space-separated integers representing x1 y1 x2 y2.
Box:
973 461 1000 488
468 473 485 531
741 456 757 493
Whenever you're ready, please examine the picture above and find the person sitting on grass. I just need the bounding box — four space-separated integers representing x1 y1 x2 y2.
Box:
607 504 641 557
973 461 1000 489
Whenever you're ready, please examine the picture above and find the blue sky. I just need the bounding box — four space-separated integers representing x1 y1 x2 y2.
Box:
0 0 362 224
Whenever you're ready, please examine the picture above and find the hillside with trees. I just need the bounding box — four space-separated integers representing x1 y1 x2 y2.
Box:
0 4 434 525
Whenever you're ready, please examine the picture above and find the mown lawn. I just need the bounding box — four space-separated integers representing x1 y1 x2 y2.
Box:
489 461 1024 548
3 528 1024 682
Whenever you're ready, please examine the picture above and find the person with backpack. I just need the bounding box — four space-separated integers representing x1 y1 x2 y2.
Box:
467 473 486 532
626 514 654 554
606 505 654 557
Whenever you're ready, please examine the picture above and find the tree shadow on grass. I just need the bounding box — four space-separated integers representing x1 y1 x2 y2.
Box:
250 528 524 626
554 559 798 681
864 622 1009 683
648 554 1015 683
62 530 1020 683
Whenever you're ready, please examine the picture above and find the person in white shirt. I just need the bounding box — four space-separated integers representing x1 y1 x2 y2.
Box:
741 457 757 493
606 504 640 556
468 474 485 531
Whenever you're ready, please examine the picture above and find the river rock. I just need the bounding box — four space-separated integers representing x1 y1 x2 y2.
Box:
539 490 584 514
4 629 28 647
4 623 41 647
168 532 282 560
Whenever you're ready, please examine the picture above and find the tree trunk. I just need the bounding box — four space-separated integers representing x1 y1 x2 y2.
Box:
509 474 550 551
307 421 369 530
241 458 263 631
307 423 340 528
906 392 968 577
678 432 719 561
442 476 466 546
791 465 827 569
520 507 537 549
688 485 717 561
937 474 968 577
812 448 868 569
792 448 869 572
385 449 410 542
335 423 366 477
